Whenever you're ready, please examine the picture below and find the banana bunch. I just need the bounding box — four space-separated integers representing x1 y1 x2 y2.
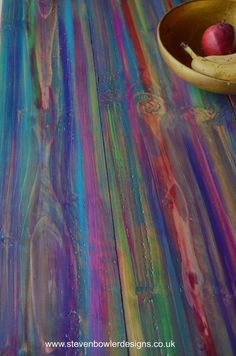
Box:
181 42 236 82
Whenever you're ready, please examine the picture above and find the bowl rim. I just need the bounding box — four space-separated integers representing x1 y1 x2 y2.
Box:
157 0 236 86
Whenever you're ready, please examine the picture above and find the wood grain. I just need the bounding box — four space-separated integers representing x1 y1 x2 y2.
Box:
0 1 235 355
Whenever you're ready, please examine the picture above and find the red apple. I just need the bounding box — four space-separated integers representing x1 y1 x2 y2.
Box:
201 22 235 56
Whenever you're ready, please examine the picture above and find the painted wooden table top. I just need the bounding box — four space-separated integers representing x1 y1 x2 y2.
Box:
0 1 235 355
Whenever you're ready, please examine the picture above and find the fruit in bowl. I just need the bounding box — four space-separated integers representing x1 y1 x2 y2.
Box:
157 0 236 94
201 21 236 55
180 21 236 82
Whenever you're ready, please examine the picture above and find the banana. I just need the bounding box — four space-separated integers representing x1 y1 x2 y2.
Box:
181 43 236 81
206 53 236 64
191 57 236 81
180 43 198 59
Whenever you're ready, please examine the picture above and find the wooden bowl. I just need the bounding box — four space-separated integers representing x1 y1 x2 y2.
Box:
157 0 236 94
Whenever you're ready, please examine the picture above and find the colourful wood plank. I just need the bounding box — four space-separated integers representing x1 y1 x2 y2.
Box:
0 1 126 354
0 0 235 355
